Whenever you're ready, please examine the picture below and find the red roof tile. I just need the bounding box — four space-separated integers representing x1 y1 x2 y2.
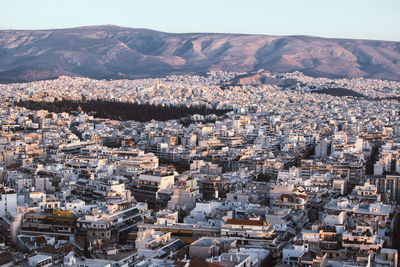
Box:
225 219 268 226
189 259 224 267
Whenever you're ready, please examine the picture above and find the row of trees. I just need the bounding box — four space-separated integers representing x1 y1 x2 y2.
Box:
312 87 367 98
16 99 230 122
313 87 400 103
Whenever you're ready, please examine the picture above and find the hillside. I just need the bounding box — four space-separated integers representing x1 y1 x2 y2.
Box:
0 25 399 83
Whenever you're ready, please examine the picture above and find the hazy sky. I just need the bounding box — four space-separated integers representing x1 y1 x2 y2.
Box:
1 0 399 41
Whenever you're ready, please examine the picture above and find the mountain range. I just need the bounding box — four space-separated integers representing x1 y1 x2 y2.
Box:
0 25 399 83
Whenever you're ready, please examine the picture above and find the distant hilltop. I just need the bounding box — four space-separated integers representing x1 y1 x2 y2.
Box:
0 25 399 83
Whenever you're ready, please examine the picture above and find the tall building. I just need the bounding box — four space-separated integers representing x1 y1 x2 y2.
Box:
315 139 329 158
132 169 175 209
367 175 400 204
201 176 229 200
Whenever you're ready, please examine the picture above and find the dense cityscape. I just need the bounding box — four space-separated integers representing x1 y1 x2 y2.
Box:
0 70 399 266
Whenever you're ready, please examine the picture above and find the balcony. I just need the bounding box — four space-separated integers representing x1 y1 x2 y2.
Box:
320 235 339 242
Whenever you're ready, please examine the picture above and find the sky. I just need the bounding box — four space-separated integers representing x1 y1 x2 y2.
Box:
1 0 399 41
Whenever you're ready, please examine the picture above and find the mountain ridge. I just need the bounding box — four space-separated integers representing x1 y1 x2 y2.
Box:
0 25 399 83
